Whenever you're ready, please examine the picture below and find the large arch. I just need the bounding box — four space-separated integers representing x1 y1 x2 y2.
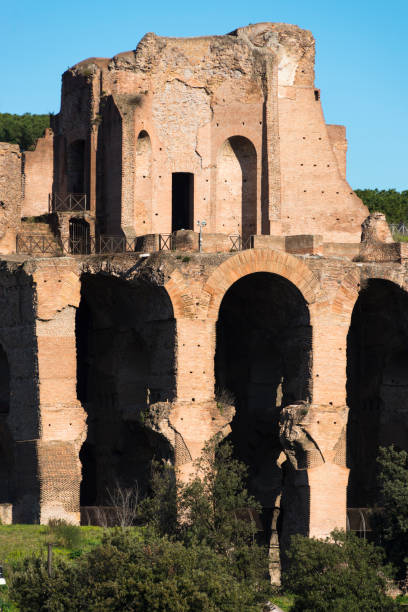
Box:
135 130 152 233
204 249 321 321
216 136 257 240
76 274 176 507
215 270 312 559
347 278 408 507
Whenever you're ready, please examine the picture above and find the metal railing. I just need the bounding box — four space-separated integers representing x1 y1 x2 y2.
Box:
390 223 408 237
49 193 87 213
159 234 173 250
229 235 242 251
16 232 251 256
16 235 62 255
17 234 138 256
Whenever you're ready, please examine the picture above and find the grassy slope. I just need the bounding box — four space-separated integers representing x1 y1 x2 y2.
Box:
0 525 104 611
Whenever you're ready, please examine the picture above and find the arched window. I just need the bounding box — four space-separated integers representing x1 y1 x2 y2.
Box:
135 131 152 232
216 136 257 240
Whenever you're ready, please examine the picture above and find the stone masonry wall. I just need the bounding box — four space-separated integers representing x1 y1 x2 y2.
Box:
53 22 368 243
22 129 54 217
0 143 22 254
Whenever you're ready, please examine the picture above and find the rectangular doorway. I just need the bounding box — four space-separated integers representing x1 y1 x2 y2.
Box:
172 173 194 232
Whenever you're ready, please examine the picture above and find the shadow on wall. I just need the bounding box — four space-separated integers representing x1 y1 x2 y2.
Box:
76 274 177 506
347 279 408 507
217 136 257 241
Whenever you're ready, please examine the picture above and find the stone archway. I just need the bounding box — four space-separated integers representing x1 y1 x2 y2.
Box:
204 249 320 321
215 271 312 523
76 274 176 506
347 278 408 507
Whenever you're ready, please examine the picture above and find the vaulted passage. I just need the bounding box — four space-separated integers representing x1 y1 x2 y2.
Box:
347 279 408 507
0 345 10 414
172 173 194 232
76 275 176 506
215 272 312 534
216 136 257 240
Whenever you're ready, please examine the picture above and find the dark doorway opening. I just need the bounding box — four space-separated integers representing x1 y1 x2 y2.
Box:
347 279 408 508
67 139 86 194
69 218 90 254
76 275 176 509
215 272 312 558
172 173 194 232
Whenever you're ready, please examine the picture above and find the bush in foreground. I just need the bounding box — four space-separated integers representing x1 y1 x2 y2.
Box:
283 530 397 612
9 529 270 611
372 446 408 579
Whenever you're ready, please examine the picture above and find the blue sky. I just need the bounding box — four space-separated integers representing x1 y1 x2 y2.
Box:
1 0 406 190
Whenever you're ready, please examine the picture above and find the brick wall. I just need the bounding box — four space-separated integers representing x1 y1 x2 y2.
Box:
0 143 21 253
22 129 53 217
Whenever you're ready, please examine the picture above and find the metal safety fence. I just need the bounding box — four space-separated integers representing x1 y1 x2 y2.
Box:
49 193 87 213
17 232 251 256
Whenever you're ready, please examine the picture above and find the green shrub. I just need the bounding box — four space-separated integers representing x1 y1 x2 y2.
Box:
371 446 408 578
284 530 397 611
9 530 271 611
47 519 82 550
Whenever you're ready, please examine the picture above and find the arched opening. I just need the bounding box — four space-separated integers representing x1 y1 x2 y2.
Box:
135 131 152 233
216 136 257 240
69 218 90 254
0 345 10 415
76 275 176 509
215 272 312 547
347 279 408 507
67 139 86 194
172 173 194 232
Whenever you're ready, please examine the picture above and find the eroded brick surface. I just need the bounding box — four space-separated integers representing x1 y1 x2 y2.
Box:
0 23 405 577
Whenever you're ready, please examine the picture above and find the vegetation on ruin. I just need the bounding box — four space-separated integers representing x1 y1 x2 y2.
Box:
5 439 276 610
4 444 408 609
0 113 51 151
356 188 408 225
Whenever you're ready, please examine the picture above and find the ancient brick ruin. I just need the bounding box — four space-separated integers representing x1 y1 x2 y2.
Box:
0 22 406 574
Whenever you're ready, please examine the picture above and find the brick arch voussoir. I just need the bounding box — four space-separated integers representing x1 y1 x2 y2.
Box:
164 268 195 319
203 249 321 320
332 268 407 327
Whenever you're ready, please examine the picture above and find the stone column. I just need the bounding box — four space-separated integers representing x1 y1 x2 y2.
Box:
162 318 233 482
33 262 86 524
279 403 349 553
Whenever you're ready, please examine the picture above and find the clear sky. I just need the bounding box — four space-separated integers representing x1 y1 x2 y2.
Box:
1 0 406 190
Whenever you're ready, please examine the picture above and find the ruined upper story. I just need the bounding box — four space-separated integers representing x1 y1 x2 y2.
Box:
52 23 368 241
0 23 370 257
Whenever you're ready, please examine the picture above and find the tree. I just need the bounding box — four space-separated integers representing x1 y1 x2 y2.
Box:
283 530 397 611
0 113 51 150
372 445 408 579
178 437 262 553
355 188 408 225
